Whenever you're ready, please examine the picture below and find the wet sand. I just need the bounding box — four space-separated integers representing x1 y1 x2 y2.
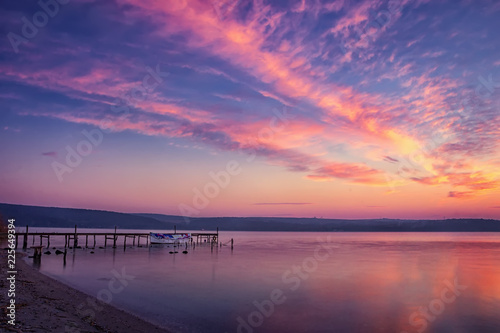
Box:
0 251 171 333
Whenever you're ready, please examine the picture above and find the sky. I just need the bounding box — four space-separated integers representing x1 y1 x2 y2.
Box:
0 0 499 219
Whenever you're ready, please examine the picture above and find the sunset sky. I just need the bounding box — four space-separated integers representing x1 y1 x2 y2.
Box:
1 0 499 219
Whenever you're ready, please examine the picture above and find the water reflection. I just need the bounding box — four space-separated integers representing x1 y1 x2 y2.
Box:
19 231 500 333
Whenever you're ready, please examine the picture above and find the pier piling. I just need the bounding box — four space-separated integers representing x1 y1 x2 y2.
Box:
73 225 78 248
5 230 219 250
22 225 28 249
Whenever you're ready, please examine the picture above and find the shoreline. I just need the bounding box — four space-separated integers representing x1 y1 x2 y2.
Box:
1 250 171 333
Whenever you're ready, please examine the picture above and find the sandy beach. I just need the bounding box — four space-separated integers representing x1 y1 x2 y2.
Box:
0 250 171 333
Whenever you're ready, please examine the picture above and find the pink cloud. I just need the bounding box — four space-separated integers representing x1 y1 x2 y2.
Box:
306 161 384 184
412 171 499 198
448 191 474 199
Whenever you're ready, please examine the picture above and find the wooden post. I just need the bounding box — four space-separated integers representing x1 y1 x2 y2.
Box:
16 234 19 249
113 226 117 248
74 225 78 248
93 235 96 248
86 235 88 248
23 225 28 249
105 236 107 248
231 238 233 250
32 246 43 259
47 235 50 249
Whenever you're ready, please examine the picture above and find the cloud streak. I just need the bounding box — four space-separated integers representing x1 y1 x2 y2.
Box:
253 202 313 206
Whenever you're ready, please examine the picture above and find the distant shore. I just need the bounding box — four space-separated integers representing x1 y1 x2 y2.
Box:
0 250 171 333
2 202 500 233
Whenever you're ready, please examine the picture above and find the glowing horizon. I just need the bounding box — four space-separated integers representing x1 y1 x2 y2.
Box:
1 0 499 219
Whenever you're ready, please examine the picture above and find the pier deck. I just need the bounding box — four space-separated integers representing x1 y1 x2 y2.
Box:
2 226 219 249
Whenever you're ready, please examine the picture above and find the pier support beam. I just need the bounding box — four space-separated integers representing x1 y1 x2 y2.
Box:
73 225 78 248
8 231 218 252
22 226 28 249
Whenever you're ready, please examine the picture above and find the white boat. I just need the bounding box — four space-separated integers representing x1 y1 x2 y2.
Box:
150 232 191 244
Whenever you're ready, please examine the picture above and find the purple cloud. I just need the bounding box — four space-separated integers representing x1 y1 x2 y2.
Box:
41 151 57 158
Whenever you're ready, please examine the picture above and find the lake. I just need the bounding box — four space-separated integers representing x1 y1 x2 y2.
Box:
19 229 500 332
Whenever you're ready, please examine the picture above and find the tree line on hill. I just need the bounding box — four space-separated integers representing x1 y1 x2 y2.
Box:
0 203 499 232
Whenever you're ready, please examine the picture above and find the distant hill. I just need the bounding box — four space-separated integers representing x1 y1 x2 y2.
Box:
1 203 499 232
0 203 176 230
173 216 500 232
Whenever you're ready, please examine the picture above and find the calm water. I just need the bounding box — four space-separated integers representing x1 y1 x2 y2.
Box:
17 230 500 332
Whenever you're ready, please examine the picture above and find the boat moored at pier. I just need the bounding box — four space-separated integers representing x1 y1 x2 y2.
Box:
149 232 191 244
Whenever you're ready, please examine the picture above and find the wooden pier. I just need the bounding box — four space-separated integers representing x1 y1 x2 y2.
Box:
5 226 220 250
